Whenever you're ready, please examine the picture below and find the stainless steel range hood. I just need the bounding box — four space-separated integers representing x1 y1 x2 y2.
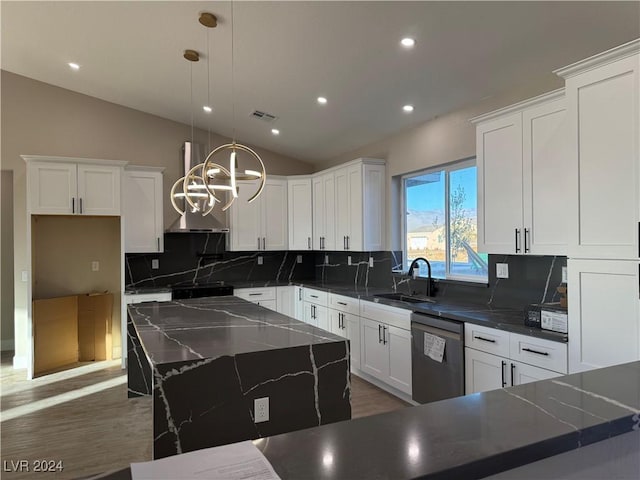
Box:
166 142 230 233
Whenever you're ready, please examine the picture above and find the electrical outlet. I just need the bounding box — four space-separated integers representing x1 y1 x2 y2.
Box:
151 259 160 270
562 266 568 283
325 254 329 264
21 271 28 282
347 255 352 266
496 263 509 279
369 257 374 268
91 261 100 272
296 255 302 264
254 397 269 423
257 256 263 265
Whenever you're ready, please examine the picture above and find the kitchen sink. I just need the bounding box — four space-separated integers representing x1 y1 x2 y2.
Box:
373 293 435 304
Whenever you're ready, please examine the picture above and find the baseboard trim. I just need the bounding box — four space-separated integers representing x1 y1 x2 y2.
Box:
1 339 15 351
351 368 418 406
13 354 28 369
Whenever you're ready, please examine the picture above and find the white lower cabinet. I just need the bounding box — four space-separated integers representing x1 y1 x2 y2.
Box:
304 302 329 330
275 286 295 318
235 287 277 312
293 286 305 321
464 324 567 394
359 301 412 395
329 308 361 371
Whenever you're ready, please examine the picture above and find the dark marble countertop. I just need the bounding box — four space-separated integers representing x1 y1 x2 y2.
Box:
231 281 567 343
92 361 640 480
124 287 172 295
127 296 345 365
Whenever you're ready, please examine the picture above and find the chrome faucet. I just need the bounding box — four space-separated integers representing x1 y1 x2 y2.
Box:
408 257 434 297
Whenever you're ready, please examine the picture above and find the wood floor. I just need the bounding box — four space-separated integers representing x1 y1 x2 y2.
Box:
0 352 408 479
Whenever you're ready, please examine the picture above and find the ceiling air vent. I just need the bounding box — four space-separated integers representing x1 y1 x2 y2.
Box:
250 110 278 123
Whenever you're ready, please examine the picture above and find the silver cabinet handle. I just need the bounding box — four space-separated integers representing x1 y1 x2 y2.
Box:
157 237 160 251
263 237 266 250
524 228 530 253
79 197 83 214
258 237 261 250
72 197 75 214
378 324 382 343
310 294 318 299
337 301 347 306
346 236 350 250
299 288 302 301
249 293 263 296
511 363 515 386
382 326 387 345
343 236 347 250
515 228 521 253
308 237 311 250
501 360 507 387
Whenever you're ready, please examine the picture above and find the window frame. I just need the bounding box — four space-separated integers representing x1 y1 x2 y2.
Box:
401 157 487 284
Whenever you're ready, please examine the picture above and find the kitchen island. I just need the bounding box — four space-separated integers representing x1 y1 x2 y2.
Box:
126 296 351 459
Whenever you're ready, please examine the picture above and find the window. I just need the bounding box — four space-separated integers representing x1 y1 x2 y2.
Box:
403 159 488 282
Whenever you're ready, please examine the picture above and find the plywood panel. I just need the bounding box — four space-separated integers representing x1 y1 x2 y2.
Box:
33 296 78 375
78 293 113 361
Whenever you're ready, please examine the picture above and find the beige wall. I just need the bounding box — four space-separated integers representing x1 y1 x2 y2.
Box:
316 75 564 249
32 215 121 355
1 170 15 351
1 70 314 368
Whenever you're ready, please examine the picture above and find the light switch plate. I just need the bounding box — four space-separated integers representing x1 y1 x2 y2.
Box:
151 259 159 270
325 254 329 264
347 255 352 266
296 255 302 264
257 256 263 265
21 271 28 282
562 266 568 283
91 261 100 272
496 263 509 279
369 257 374 268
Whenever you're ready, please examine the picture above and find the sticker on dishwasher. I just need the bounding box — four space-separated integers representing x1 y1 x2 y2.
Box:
424 332 446 363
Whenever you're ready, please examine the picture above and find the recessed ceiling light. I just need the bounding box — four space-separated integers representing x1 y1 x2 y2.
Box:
271 128 280 135
203 106 212 113
400 38 416 48
403 104 414 113
68 62 80 70
317 97 328 105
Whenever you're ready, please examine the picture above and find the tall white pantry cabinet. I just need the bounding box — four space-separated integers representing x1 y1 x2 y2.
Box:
554 40 640 372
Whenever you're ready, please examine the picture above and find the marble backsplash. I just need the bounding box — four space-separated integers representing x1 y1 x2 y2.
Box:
126 233 566 311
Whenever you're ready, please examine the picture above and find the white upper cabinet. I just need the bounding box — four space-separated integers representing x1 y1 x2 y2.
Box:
568 258 640 373
313 158 385 252
287 176 313 250
124 167 164 253
25 157 125 216
229 177 288 251
473 90 569 255
555 40 639 260
312 172 336 251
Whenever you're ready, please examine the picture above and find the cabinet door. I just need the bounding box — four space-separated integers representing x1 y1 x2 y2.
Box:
510 361 560 386
386 325 412 395
344 312 361 371
263 179 288 250
323 173 337 250
568 259 640 373
477 113 524 254
360 317 388 381
124 170 163 253
29 162 77 214
565 54 639 259
328 309 345 337
522 98 569 255
334 167 350 251
347 163 363 251
230 181 263 251
275 286 295 318
304 302 318 327
287 178 313 250
294 286 305 321
314 304 330 332
361 163 385 251
77 164 121 215
464 347 506 394
312 175 325 250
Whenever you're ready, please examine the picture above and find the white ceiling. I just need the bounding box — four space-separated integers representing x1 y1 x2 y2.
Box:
2 1 639 162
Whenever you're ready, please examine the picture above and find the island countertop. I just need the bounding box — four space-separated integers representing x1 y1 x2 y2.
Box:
127 296 344 365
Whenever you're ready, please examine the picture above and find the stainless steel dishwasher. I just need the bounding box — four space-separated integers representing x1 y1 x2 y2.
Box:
411 312 464 404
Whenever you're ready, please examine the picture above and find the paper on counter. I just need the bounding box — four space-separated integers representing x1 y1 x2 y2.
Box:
131 440 281 480
424 332 446 363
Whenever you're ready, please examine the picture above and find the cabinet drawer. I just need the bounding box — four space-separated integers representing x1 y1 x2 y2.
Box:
509 333 567 374
359 300 410 331
464 324 510 357
124 292 171 304
328 293 359 315
235 287 276 301
303 288 328 306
